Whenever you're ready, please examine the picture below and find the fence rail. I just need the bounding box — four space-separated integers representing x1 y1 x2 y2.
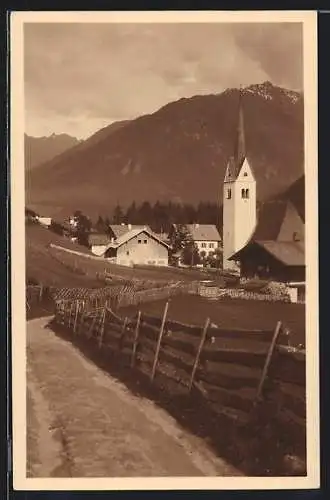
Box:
53 299 306 456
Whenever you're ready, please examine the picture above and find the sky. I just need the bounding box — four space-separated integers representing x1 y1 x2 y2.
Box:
24 22 303 140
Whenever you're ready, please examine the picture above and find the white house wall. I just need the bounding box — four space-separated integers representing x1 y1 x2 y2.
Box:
116 232 169 267
194 240 220 255
91 244 108 256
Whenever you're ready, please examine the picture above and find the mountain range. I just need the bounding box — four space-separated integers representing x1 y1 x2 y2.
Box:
26 81 304 220
25 133 82 170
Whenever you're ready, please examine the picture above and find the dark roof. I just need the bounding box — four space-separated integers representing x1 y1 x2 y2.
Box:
252 200 304 242
109 224 152 239
88 233 111 246
257 241 304 266
186 224 221 241
253 201 288 240
230 240 305 267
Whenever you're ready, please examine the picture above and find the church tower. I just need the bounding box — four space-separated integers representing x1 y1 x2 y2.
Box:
222 90 257 272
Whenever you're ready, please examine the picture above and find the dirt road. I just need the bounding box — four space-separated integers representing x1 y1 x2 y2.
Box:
27 317 241 478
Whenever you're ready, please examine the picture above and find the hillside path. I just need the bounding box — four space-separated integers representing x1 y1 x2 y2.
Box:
27 317 241 478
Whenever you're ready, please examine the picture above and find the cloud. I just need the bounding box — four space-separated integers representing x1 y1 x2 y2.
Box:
24 22 302 139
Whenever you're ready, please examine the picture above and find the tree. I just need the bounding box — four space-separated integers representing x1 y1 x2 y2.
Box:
170 224 190 253
95 215 107 233
139 201 152 226
72 210 92 246
212 247 223 269
182 240 201 266
125 201 138 225
112 204 124 224
170 224 200 266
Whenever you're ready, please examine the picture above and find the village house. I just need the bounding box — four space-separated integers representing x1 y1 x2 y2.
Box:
186 224 222 257
36 215 52 228
88 232 112 256
89 226 170 266
168 223 222 264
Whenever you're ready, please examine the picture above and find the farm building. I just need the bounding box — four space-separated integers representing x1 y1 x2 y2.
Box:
88 233 112 256
186 224 222 257
229 200 305 282
90 226 170 266
169 223 222 258
36 216 52 228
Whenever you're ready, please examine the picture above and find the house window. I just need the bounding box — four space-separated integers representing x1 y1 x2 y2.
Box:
293 231 301 242
144 239 147 244
227 188 232 199
245 189 249 199
209 243 214 248
201 242 207 248
138 239 142 244
241 188 250 199
243 172 248 176
126 251 129 256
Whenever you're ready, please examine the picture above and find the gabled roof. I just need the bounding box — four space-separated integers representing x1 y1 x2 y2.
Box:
252 200 304 242
186 224 221 242
253 201 288 240
109 224 152 239
88 233 111 246
257 241 304 266
229 240 304 267
106 227 171 250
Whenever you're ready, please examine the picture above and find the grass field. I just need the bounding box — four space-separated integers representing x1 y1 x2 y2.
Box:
119 294 306 347
26 224 103 287
26 223 220 287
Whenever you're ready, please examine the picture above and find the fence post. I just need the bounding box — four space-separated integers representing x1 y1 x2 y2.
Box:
119 317 128 351
73 300 80 334
254 320 283 404
88 311 97 339
150 301 169 381
98 307 107 348
79 300 86 334
131 311 141 368
189 317 210 392
68 302 74 329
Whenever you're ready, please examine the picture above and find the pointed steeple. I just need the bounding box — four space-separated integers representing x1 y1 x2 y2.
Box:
233 88 246 173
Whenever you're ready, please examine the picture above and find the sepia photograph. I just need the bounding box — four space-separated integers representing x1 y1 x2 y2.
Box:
10 10 319 490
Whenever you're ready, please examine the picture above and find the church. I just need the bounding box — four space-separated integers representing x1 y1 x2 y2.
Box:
222 91 305 283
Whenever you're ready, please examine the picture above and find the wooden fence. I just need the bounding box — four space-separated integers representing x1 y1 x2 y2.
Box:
54 299 306 460
27 281 199 313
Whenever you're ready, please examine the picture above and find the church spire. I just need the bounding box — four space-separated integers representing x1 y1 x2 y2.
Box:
234 87 246 177
233 87 246 176
224 86 247 183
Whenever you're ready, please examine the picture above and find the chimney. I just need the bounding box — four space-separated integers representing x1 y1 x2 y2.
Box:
128 223 132 231
195 223 199 229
